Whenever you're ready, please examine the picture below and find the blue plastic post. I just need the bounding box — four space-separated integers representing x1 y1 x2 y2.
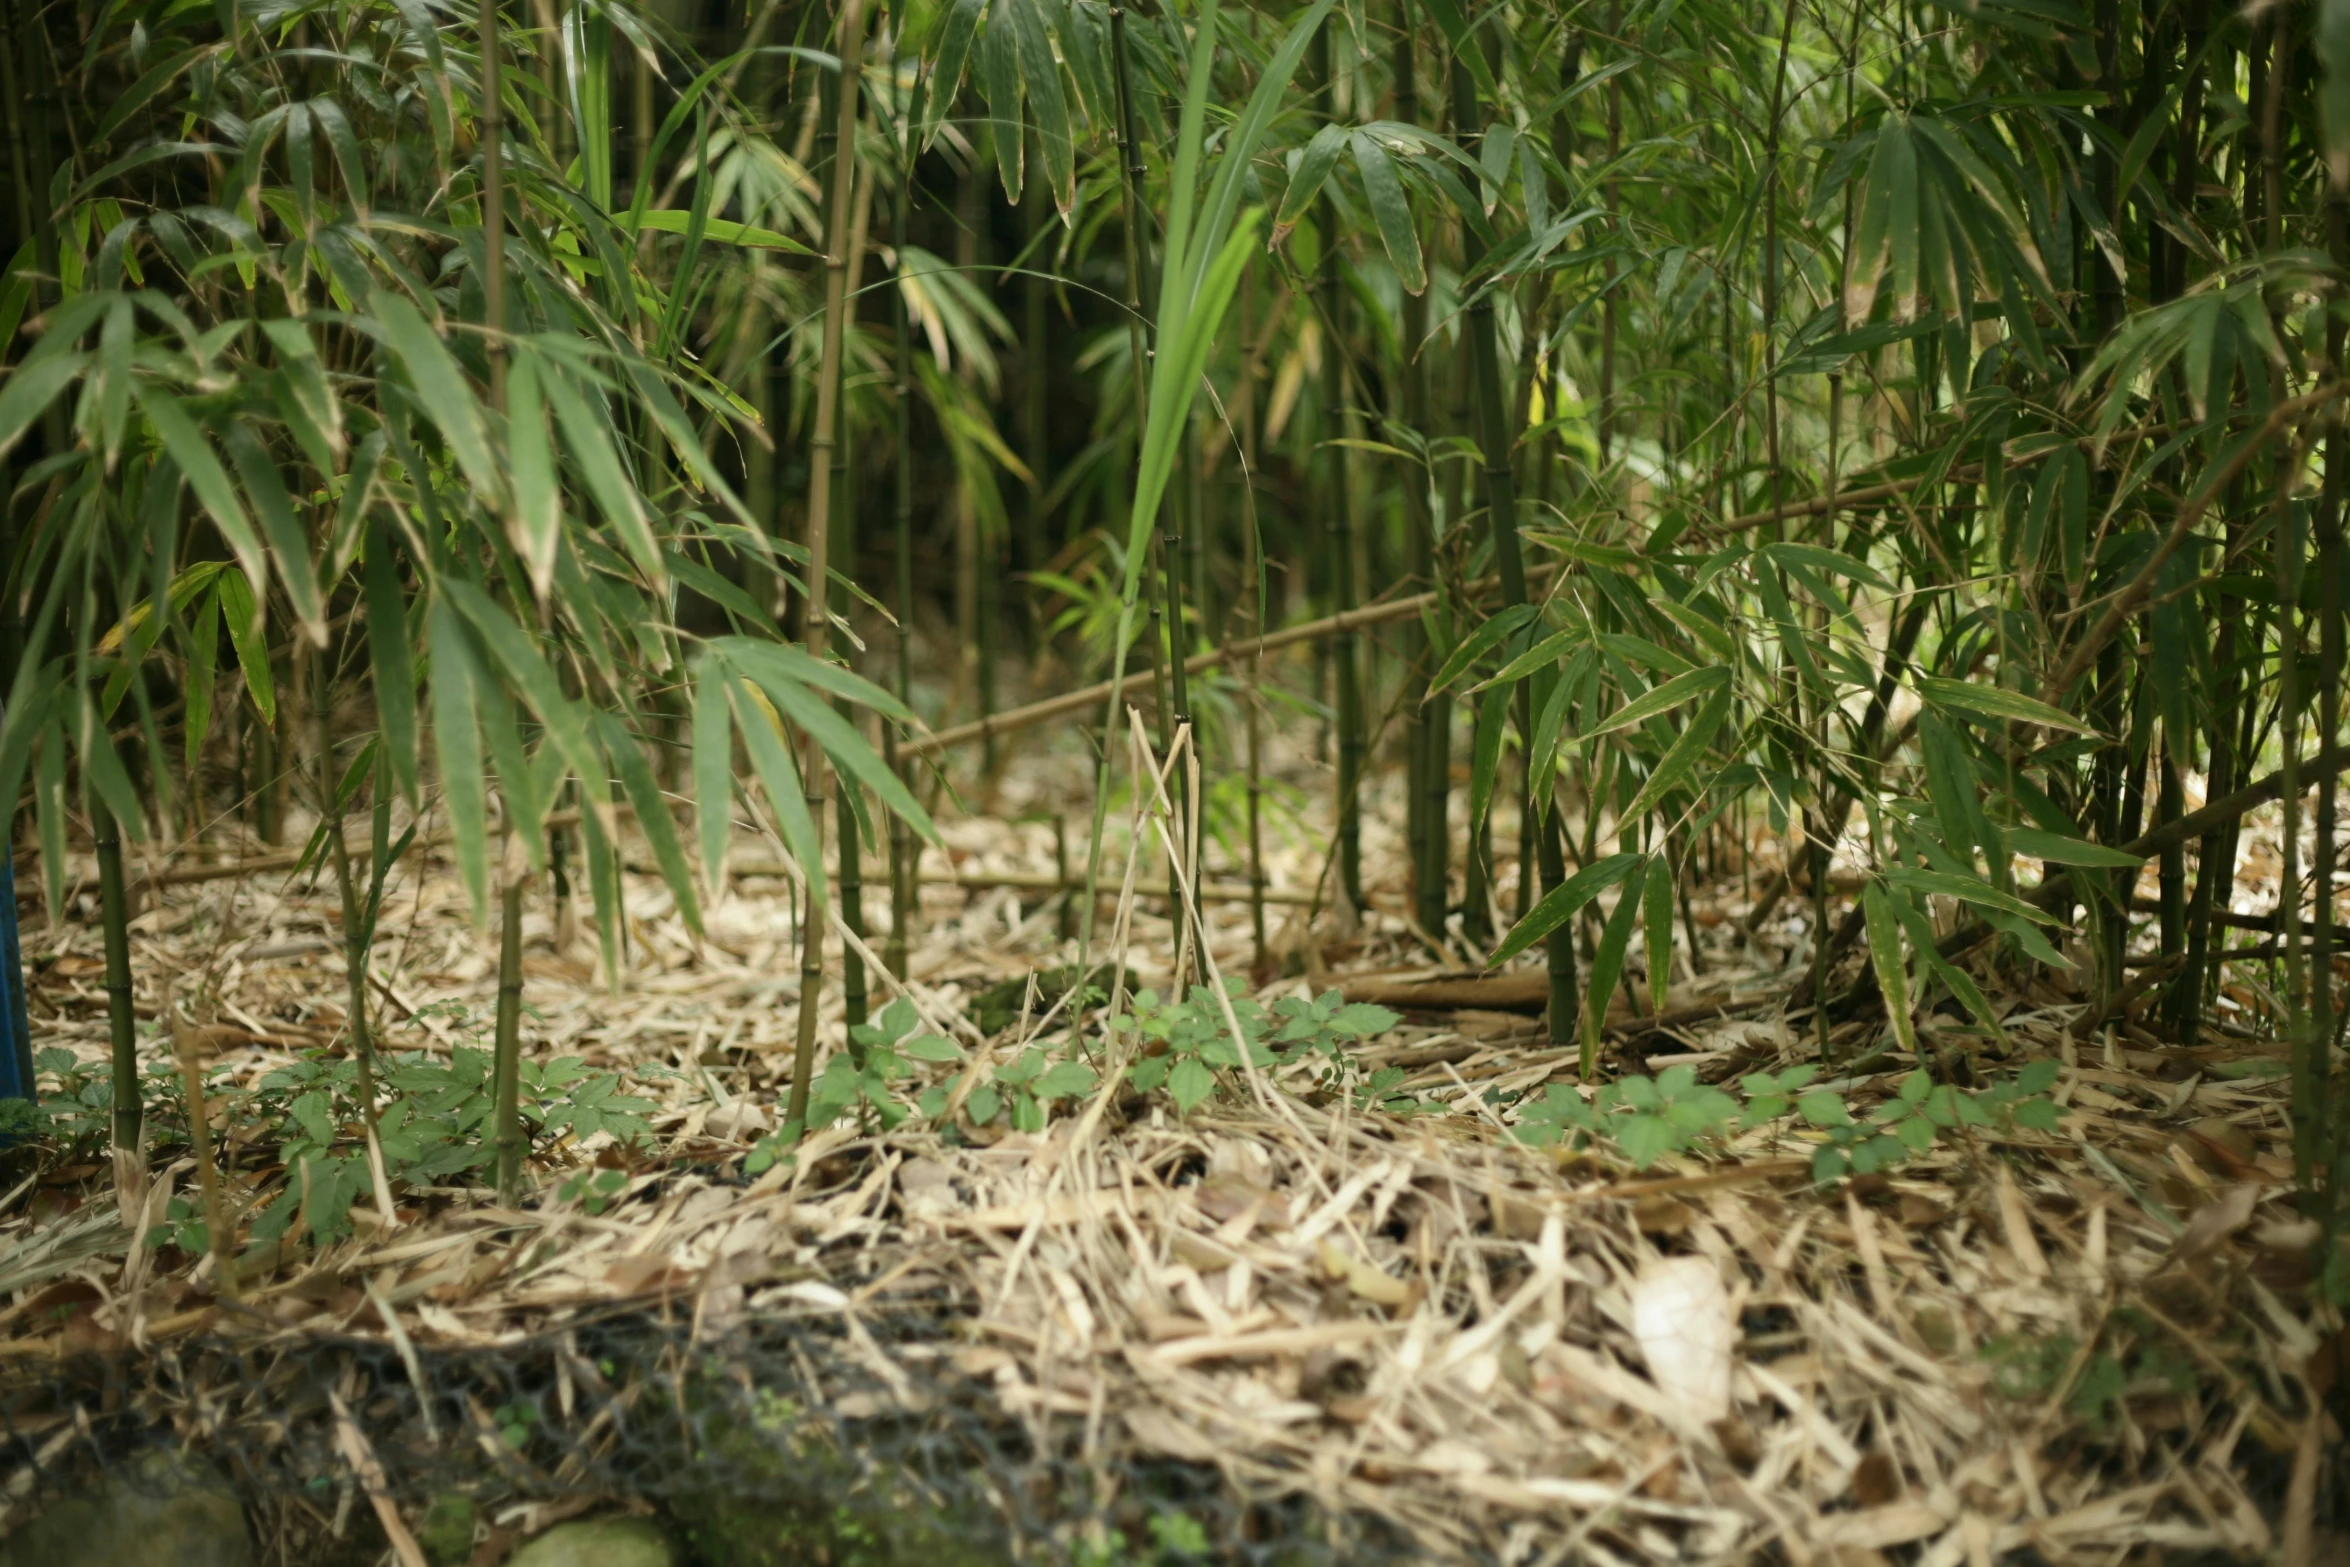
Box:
0 847 29 1103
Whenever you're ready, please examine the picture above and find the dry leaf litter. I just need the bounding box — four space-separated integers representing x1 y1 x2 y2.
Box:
1 707 2344 1565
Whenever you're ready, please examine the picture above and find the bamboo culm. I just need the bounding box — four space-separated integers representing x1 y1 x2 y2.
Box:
786 0 865 1133
1450 56 1577 1059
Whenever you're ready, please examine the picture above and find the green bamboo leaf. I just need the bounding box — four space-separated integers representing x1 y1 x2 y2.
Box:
719 637 917 724
541 363 663 581
1472 625 1583 693
1616 688 1734 825
1757 540 1891 591
739 666 939 847
1861 884 1916 1056
595 711 702 936
1272 124 1349 247
978 0 1024 202
428 599 491 920
219 421 327 640
0 352 86 460
577 774 625 984
922 0 987 152
1888 892 2010 1039
505 352 561 600
1489 852 1640 966
729 676 827 914
692 655 736 897
1432 603 1536 692
363 521 418 803
214 567 274 725
1011 0 1076 213
183 589 219 775
140 391 270 601
631 209 812 252
2004 827 2145 868
1582 881 1642 1072
440 578 604 817
1467 684 1508 836
1641 853 1675 1011
1883 864 2060 924
1917 675 2097 735
1581 665 1729 740
371 290 501 504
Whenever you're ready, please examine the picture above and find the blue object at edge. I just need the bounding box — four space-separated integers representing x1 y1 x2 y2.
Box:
0 849 33 1105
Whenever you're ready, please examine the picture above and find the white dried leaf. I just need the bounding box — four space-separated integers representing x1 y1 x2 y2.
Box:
1630 1256 1735 1423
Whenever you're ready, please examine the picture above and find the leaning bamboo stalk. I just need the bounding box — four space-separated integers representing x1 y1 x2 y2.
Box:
786 0 865 1134
910 581 1501 757
723 860 1318 907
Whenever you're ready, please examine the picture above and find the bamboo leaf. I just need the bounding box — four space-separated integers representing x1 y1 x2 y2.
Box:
371 290 501 504
1641 853 1675 1011
429 599 491 921
1582 881 1642 1070
923 0 988 152
140 391 270 600
363 522 419 804
730 676 827 914
693 655 736 897
1616 688 1734 825
215 567 274 725
1432 603 1537 692
2004 827 2145 867
505 352 561 601
1918 674 2098 734
1883 864 2061 924
596 710 702 936
1490 851 1640 966
219 421 328 641
1861 884 1916 1056
1011 0 1076 213
1580 665 1730 740
1272 124 1350 247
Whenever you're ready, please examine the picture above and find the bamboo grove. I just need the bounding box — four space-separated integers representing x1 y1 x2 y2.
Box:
1 0 2347 1288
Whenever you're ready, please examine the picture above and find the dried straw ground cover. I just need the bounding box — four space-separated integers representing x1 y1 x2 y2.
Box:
2 708 2338 1563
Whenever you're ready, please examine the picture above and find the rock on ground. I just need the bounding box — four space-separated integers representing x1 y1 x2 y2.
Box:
0 1450 253 1567
507 1517 677 1567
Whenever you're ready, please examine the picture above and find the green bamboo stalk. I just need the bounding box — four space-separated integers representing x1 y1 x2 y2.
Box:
885 12 921 981
492 872 525 1198
2279 460 2314 1190
1237 285 1269 972
786 0 865 1134
1397 0 1440 943
1110 4 1198 940
1022 128 1051 576
1450 44 1576 1057
834 117 870 1032
1315 21 1361 913
95 802 141 1210
473 0 532 1205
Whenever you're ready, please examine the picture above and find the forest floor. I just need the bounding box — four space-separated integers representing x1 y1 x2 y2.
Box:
1 679 2345 1565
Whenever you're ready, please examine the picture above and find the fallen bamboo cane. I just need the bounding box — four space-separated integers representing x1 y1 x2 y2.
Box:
717 859 1317 907
902 431 2160 761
